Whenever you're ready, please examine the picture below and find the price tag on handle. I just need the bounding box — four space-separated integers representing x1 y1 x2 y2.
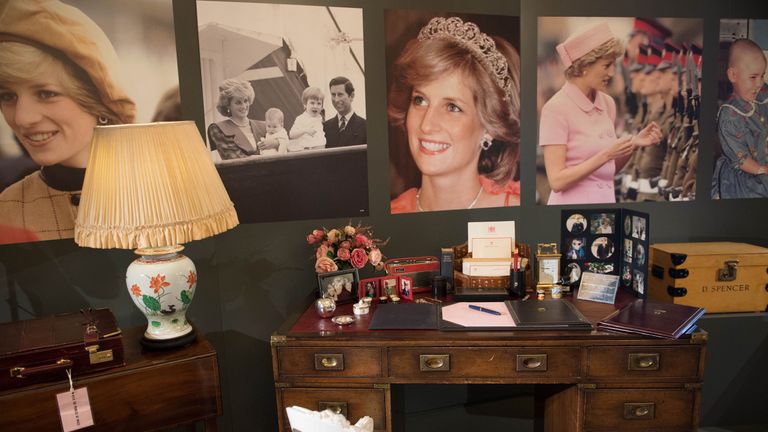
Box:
56 369 94 431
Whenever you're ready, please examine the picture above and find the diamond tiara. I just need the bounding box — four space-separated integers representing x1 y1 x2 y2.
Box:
417 16 514 102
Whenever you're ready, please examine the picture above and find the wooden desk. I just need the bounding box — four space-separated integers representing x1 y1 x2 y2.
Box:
271 292 706 432
0 326 221 431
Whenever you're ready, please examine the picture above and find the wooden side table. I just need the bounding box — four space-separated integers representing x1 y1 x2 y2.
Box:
0 326 221 431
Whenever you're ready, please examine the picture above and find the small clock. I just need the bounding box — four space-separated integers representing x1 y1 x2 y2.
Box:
536 243 561 290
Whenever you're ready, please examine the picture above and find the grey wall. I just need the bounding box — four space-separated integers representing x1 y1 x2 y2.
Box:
1 0 767 431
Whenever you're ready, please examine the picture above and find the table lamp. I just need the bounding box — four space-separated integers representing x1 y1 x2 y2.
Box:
75 121 238 349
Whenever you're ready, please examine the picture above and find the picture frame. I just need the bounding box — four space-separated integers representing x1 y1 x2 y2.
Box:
359 278 380 300
398 276 414 300
576 272 619 304
380 276 398 298
317 269 359 304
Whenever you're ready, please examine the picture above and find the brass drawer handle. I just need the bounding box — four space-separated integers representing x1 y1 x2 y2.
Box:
624 402 655 420
314 353 344 371
516 354 547 371
318 401 348 417
628 353 660 371
419 354 450 371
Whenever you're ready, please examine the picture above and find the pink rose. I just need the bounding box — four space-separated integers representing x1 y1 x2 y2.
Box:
306 234 317 244
344 225 356 235
337 247 351 261
315 256 338 273
327 229 341 244
316 245 329 260
340 240 352 249
350 248 368 269
368 248 382 266
355 234 371 248
312 229 324 239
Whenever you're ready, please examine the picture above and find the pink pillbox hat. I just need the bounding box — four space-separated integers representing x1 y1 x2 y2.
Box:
556 22 616 68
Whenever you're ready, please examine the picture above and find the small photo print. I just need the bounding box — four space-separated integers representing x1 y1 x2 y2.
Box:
398 276 413 300
591 237 615 260
590 213 615 234
318 269 359 304
632 216 647 240
623 239 633 263
635 243 646 266
633 269 646 294
566 213 587 234
564 262 582 284
565 237 588 260
359 278 379 299
622 265 633 286
624 215 632 236
585 262 615 274
381 276 398 298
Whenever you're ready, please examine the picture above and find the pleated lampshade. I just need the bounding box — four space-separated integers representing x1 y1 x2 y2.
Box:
75 121 239 249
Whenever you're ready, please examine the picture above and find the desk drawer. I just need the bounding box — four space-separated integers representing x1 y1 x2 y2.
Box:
388 347 579 380
583 388 695 431
276 347 382 379
587 346 701 380
279 387 387 432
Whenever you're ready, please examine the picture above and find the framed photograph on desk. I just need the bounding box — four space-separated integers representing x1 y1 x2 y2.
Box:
317 269 359 304
398 276 413 300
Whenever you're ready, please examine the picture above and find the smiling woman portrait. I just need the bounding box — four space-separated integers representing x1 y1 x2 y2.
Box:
387 14 521 214
0 0 135 243
539 22 662 205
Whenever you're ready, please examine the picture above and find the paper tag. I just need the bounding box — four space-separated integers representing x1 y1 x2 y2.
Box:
57 387 94 431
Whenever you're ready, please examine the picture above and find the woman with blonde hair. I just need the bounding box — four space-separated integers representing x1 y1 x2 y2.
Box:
388 16 521 213
207 78 272 159
539 22 662 205
0 0 135 243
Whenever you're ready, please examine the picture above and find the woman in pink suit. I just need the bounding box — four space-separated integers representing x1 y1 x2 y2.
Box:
539 22 662 205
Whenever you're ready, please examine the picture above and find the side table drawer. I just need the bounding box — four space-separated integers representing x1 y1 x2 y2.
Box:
587 346 701 380
583 388 695 431
279 387 387 432
389 347 580 380
276 347 382 379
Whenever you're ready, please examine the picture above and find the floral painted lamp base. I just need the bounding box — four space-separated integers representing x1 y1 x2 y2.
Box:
126 245 198 349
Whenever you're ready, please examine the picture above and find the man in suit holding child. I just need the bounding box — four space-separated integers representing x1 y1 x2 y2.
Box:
323 76 367 148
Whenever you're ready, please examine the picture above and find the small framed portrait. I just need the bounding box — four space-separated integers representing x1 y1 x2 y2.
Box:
398 276 413 300
623 215 632 236
635 244 646 266
585 262 614 274
632 216 647 240
380 276 398 298
564 237 587 260
359 278 380 299
564 262 582 284
317 269 359 304
622 265 633 286
633 269 645 295
623 239 633 263
565 213 587 234
590 237 614 260
590 213 615 234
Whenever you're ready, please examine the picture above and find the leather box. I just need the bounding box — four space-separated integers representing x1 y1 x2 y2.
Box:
648 242 768 313
0 309 124 390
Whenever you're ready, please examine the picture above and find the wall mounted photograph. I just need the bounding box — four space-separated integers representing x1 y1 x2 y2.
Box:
712 19 768 200
385 10 521 214
537 17 703 205
0 0 180 245
196 1 368 223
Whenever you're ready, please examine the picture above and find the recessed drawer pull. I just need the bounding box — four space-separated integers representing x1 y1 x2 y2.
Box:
318 401 348 417
628 353 660 371
624 402 655 420
314 353 344 371
516 354 547 371
419 354 450 371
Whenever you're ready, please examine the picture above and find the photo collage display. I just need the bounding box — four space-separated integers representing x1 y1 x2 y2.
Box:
359 276 414 303
561 209 650 298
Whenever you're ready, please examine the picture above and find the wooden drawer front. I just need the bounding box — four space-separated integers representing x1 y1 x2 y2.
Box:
279 387 386 432
583 388 694 431
277 347 382 379
388 347 579 379
587 346 701 380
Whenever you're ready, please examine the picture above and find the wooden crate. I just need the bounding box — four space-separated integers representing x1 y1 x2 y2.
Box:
648 242 768 313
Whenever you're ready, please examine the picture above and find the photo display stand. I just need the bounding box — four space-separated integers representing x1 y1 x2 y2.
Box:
561 208 650 298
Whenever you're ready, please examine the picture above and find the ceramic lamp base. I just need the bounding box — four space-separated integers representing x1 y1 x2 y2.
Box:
126 245 198 343
140 325 197 350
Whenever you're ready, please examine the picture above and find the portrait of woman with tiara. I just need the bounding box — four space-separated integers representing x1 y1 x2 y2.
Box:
386 12 521 214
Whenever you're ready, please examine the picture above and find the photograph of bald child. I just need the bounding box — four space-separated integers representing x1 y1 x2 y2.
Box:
712 20 768 199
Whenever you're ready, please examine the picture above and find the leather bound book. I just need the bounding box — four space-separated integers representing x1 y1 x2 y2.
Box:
597 299 705 339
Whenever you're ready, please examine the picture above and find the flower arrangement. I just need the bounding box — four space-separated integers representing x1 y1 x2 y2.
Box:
307 222 387 273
